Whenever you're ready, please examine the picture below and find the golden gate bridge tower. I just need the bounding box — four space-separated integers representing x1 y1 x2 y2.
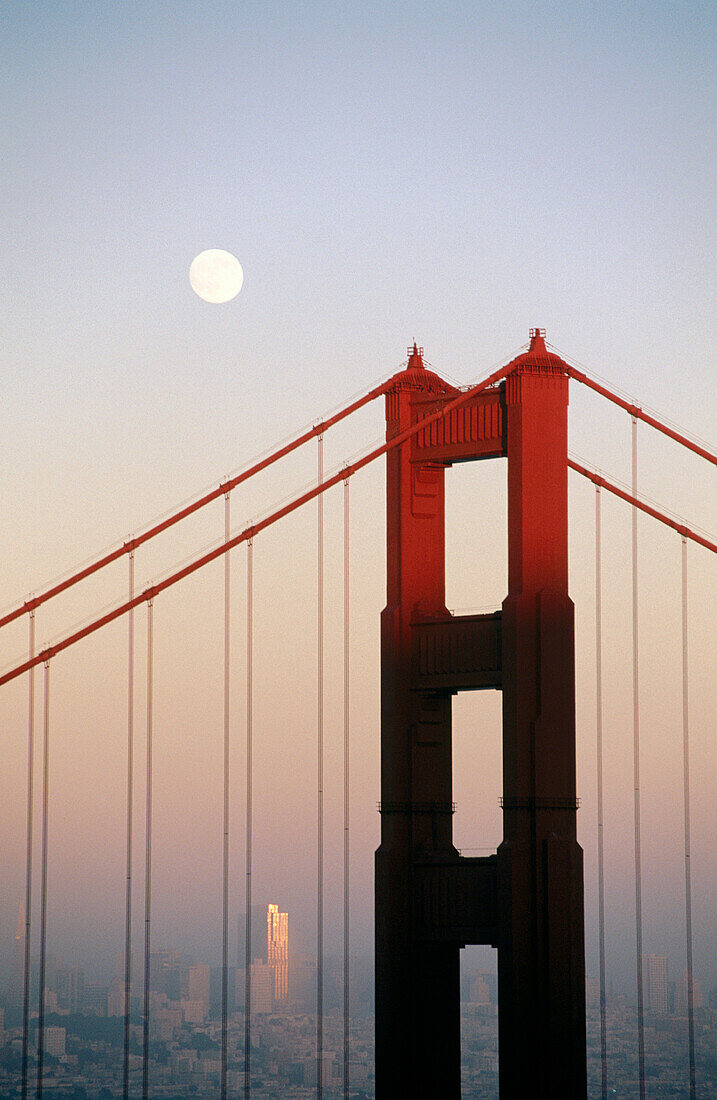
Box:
376 330 586 1098
4 325 713 1100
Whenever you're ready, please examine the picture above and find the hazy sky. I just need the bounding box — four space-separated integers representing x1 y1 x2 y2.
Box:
1 0 715 1006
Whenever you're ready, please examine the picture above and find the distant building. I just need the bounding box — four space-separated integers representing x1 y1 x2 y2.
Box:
250 961 274 1014
7 901 25 1010
303 1051 336 1087
152 1006 182 1040
468 971 493 1005
675 969 703 1016
107 981 129 1017
150 947 181 997
57 966 84 1014
267 903 288 1001
210 964 237 1013
31 951 63 1004
42 1026 66 1058
238 906 268 966
643 954 669 1015
83 983 108 1016
186 963 210 1018
288 954 317 1013
181 999 206 1025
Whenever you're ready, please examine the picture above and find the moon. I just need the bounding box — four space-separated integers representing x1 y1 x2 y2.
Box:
189 249 244 303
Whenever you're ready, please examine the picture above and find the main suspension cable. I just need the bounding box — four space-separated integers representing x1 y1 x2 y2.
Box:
567 461 716 555
681 538 697 1100
595 487 608 1100
122 552 135 1100
0 358 517 690
221 493 231 1100
632 419 646 1100
36 659 50 1100
565 363 716 466
141 599 154 1100
244 540 254 1100
0 381 392 631
21 612 35 1100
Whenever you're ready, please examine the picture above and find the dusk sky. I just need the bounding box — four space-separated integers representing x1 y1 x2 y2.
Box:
1 1 715 1000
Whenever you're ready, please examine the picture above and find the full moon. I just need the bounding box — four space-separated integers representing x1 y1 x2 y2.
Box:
189 249 244 303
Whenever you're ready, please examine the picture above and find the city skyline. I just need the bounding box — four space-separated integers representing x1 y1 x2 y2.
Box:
2 935 713 1097
5 896 712 1014
4 915 711 1025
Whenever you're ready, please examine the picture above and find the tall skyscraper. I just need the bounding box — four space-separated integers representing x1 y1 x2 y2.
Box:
643 954 669 1015
267 903 288 1001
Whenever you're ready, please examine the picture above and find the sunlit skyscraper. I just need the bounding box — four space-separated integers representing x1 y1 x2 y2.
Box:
267 903 288 1001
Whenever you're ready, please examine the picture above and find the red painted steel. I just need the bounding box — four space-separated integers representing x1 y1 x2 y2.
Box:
498 333 586 1096
375 330 587 1098
376 343 460 1098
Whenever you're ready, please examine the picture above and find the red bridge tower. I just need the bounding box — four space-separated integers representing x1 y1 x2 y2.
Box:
375 331 586 1097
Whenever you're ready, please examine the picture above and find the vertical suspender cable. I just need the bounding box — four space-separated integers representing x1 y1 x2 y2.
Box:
681 538 697 1100
631 416 646 1099
123 552 135 1100
244 539 253 1100
343 474 350 1100
317 434 324 1100
221 493 231 1100
595 487 608 1100
142 599 154 1100
36 660 50 1100
21 611 35 1100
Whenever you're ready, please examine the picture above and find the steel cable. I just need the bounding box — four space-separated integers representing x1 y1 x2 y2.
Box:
36 660 50 1100
316 435 324 1100
632 418 646 1100
343 475 350 1100
681 539 697 1100
595 488 608 1099
141 600 154 1100
244 540 253 1100
221 493 231 1100
122 552 135 1100
21 612 35 1100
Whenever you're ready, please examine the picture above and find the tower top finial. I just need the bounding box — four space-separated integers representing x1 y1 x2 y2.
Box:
503 327 567 374
407 341 424 368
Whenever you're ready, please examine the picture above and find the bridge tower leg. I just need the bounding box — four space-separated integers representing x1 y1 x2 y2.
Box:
375 346 460 1098
375 331 586 1099
497 337 587 1097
